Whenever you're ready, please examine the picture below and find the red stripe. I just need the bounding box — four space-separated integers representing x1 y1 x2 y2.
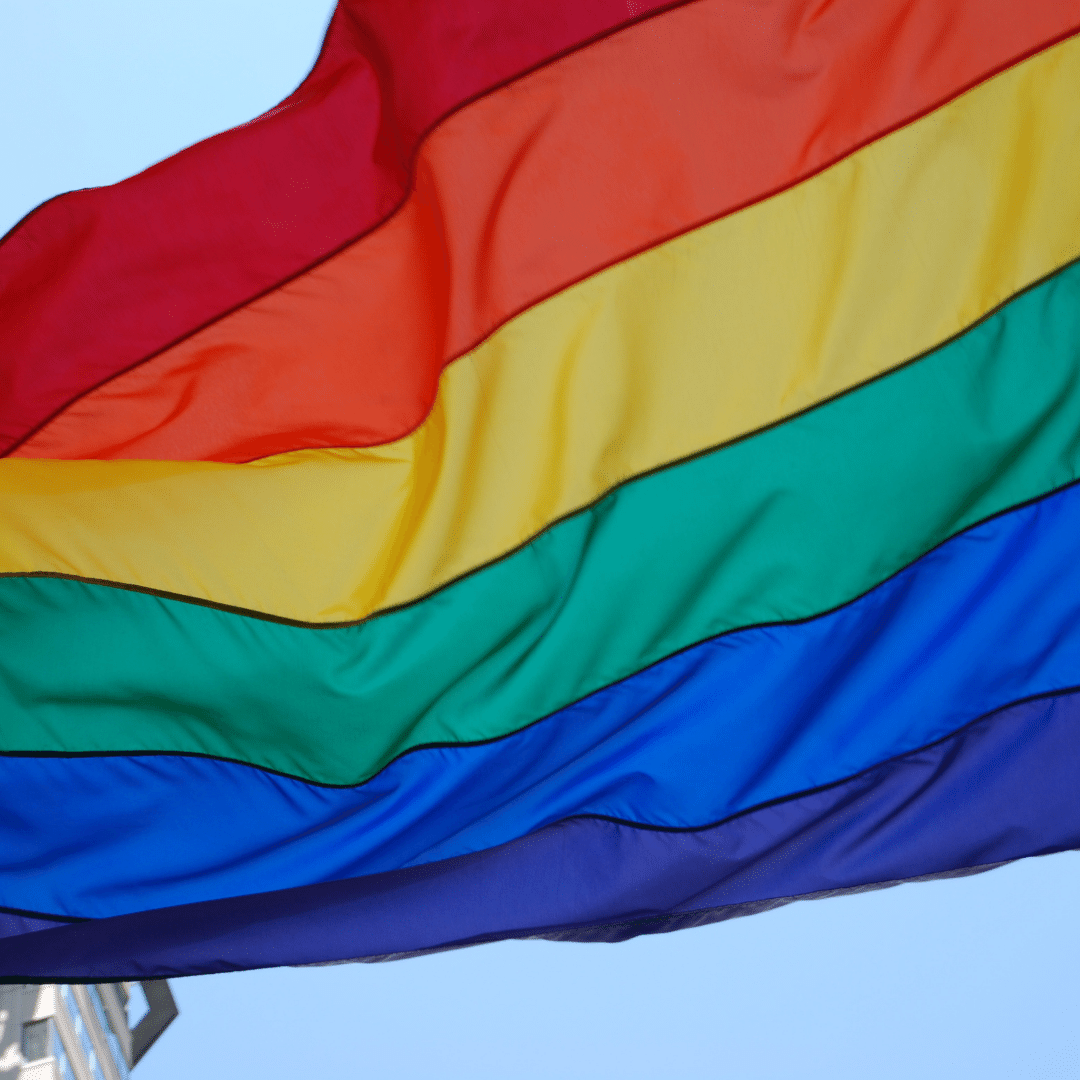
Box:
0 0 678 453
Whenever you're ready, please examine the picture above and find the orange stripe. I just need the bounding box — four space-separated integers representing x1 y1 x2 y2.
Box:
19 0 1080 463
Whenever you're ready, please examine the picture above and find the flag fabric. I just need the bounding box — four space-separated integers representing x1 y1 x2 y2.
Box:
2 0 1080 979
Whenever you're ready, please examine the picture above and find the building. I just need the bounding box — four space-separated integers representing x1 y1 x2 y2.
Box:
0 982 177 1080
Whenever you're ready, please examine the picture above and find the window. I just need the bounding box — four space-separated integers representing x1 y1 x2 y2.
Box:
22 1016 75 1080
86 985 130 1080
21 1019 48 1062
59 985 107 1080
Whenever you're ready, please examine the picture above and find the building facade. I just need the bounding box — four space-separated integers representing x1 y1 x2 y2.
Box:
0 982 176 1080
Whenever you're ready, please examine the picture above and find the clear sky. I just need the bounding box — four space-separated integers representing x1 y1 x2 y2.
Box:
2 3 1079 1076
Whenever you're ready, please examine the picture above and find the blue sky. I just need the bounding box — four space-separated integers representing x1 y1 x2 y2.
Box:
2 3 1079 1076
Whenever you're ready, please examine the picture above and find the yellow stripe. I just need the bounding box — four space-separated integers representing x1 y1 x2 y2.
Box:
3 36 1080 624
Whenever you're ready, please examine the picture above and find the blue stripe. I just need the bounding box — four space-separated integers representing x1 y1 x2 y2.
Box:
1 688 1077 978
3 479 1080 919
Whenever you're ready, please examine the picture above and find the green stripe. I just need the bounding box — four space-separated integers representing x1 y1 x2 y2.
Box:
3 261 1080 786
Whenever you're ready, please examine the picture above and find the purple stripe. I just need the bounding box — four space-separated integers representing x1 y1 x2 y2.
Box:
1 689 1077 979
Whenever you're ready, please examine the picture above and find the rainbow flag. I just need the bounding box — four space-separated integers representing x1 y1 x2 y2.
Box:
2 0 1080 978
